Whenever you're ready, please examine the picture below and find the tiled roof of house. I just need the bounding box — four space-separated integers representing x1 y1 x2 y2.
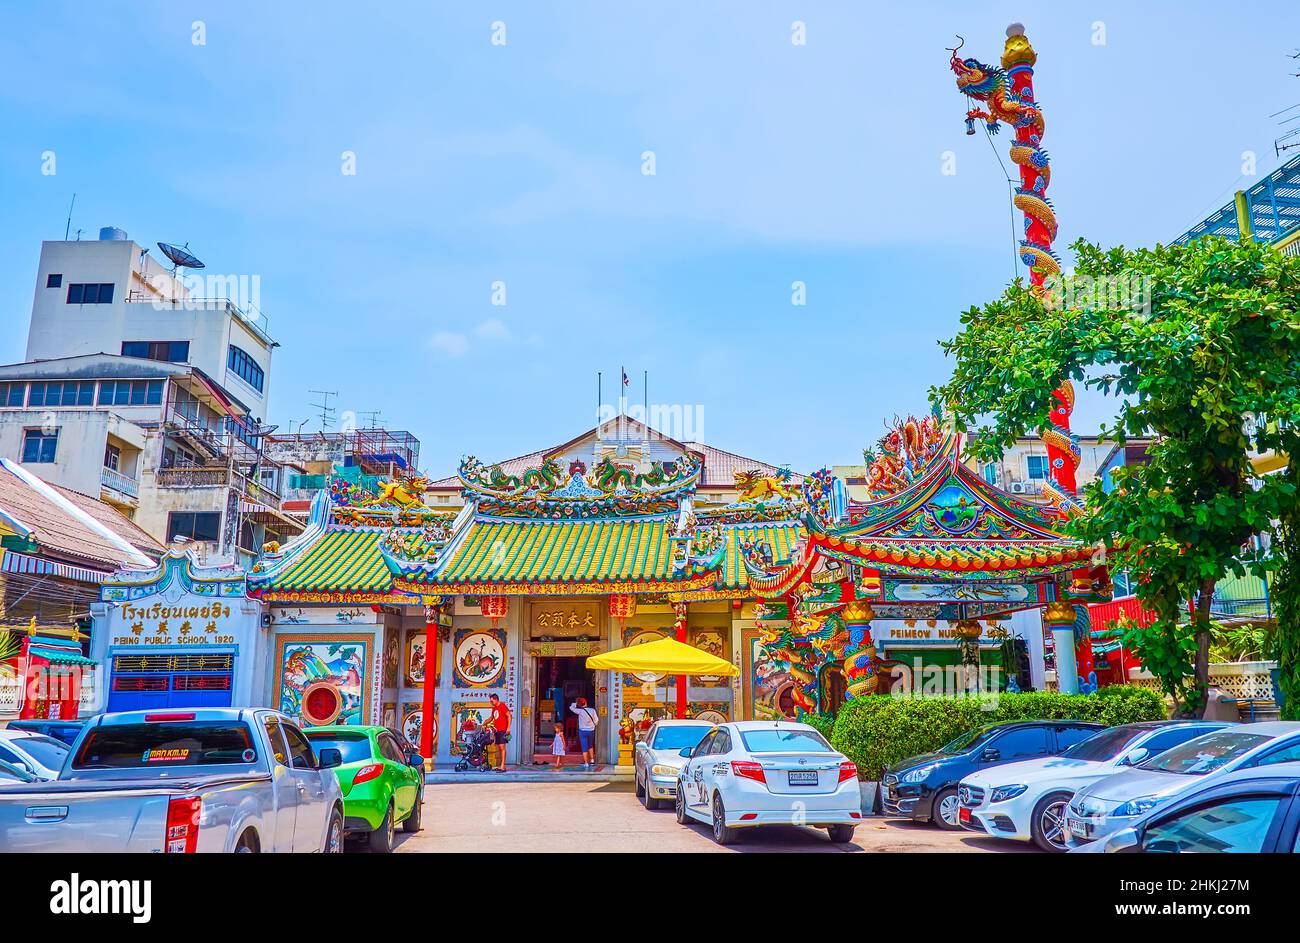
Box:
0 465 161 572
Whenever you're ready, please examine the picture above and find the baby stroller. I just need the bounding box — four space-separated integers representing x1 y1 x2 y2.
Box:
454 726 495 772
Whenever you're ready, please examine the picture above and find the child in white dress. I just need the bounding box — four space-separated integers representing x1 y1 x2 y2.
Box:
551 723 566 768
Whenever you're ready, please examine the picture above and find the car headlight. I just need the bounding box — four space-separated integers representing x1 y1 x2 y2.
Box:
989 784 1028 803
900 765 937 784
651 764 681 777
1113 795 1162 817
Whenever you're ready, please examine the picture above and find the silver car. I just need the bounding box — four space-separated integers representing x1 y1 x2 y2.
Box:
634 720 714 810
0 729 71 780
1064 721 1300 847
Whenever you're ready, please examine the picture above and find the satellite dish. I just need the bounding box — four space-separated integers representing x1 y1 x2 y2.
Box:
156 242 206 276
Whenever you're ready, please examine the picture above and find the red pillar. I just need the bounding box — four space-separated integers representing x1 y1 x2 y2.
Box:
421 603 438 766
673 602 687 719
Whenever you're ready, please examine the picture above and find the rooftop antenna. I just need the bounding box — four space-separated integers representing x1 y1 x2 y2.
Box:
360 410 382 428
309 389 338 430
63 193 76 240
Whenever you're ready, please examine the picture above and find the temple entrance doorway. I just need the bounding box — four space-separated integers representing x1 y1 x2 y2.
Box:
533 656 596 766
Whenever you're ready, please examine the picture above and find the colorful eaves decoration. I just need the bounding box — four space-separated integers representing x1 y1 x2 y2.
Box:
247 417 1110 621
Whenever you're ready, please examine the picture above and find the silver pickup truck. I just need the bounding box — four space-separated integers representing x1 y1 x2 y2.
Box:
0 708 345 853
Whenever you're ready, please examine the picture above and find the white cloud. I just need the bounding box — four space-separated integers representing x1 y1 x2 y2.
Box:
475 319 512 342
428 331 469 357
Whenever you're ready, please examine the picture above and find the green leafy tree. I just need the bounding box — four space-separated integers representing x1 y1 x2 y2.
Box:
933 236 1300 717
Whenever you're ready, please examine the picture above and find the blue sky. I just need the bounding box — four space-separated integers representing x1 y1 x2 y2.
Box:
2 1 1297 476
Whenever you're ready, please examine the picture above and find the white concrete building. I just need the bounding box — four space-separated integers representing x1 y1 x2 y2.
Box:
1 227 299 566
26 229 274 422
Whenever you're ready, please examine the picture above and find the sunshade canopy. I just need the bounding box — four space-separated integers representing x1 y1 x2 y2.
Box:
585 636 739 677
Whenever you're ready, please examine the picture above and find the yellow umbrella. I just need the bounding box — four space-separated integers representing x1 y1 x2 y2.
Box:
585 636 738 677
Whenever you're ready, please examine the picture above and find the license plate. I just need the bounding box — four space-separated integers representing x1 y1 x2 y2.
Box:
787 770 818 786
1068 819 1089 838
959 806 971 824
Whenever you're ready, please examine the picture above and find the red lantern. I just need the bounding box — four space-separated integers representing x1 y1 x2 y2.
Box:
480 595 509 623
607 594 637 621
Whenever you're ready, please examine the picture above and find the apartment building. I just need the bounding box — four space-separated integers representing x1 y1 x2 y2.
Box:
0 228 300 565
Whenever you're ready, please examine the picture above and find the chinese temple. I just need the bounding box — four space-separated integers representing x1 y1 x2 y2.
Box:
244 414 1111 769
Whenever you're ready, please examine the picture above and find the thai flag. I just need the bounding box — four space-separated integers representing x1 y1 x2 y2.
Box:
622 370 629 387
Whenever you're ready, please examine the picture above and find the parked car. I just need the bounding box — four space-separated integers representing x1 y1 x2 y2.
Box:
4 719 87 747
958 721 1231 851
1072 761 1300 853
674 721 861 845
634 720 714 810
0 708 345 853
0 728 73 780
1065 721 1300 848
304 724 424 852
0 758 37 784
883 720 1103 829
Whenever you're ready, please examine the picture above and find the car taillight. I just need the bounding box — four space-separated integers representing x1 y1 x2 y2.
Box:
166 796 201 853
731 761 766 784
145 712 196 723
353 763 383 786
838 761 858 784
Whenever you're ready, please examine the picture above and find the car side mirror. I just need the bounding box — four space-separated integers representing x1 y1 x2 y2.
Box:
317 748 342 769
1120 747 1149 767
679 747 693 758
980 748 1000 762
1103 828 1141 854
407 753 424 768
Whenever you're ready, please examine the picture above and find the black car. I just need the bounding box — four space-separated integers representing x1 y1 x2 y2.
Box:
882 720 1103 829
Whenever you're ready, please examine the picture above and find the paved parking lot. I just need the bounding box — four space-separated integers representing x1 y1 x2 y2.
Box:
388 781 1034 853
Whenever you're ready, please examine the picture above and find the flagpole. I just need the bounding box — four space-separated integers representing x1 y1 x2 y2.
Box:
643 370 648 440
620 364 626 439
597 371 602 424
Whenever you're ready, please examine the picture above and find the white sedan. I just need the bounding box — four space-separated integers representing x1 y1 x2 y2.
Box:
634 720 714 810
674 721 861 844
958 720 1230 852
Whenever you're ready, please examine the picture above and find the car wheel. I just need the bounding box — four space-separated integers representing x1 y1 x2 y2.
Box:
711 794 738 845
827 824 856 844
402 789 424 833
645 790 665 811
674 788 690 825
235 829 259 853
932 787 962 830
634 771 645 799
368 803 395 853
323 807 344 854
1030 791 1073 853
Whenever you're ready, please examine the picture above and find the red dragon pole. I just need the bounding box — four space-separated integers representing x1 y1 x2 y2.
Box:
950 24 1094 691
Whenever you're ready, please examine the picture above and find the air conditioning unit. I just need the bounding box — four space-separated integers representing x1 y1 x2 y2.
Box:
1009 481 1027 494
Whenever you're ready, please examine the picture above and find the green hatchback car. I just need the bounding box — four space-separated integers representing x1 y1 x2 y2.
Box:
305 725 424 852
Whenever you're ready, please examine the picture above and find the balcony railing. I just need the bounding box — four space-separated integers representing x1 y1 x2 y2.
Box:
100 466 140 499
124 294 274 347
154 464 283 511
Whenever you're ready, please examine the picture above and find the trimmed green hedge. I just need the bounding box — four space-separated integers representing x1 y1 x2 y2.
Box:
801 712 836 742
830 688 1168 780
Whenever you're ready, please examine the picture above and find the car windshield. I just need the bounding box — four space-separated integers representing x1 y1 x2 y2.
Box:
13 734 69 769
305 733 373 765
650 726 712 751
72 722 258 769
1138 731 1272 775
940 726 998 754
740 728 833 753
1060 726 1146 762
